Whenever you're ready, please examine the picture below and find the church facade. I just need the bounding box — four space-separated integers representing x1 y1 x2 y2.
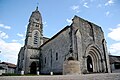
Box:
16 7 111 74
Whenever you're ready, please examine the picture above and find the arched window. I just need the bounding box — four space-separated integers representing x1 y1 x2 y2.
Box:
34 31 38 44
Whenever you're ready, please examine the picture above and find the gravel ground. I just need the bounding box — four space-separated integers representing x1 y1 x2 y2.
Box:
0 73 120 80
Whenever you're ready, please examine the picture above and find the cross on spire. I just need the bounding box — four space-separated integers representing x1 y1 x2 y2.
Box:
37 2 39 6
36 2 39 11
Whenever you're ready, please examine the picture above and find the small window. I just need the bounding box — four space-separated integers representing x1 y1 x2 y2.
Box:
50 49 52 67
56 53 58 60
45 57 46 64
36 24 39 27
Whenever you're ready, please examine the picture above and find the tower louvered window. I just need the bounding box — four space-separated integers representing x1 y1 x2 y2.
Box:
34 31 38 44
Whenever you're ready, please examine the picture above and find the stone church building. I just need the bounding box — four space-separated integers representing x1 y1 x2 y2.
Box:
16 7 111 74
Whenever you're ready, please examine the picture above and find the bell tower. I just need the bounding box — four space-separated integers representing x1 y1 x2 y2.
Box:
22 6 43 74
25 6 43 48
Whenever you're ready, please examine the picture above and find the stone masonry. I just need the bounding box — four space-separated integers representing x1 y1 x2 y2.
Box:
16 7 111 75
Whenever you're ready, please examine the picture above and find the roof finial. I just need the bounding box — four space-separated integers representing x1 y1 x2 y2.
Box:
36 2 39 11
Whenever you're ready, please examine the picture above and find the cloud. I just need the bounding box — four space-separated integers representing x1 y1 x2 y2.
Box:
83 2 89 8
12 39 18 42
0 23 11 29
109 43 120 55
0 39 22 64
105 11 110 16
17 33 25 44
17 33 24 38
108 24 120 41
108 24 120 55
66 18 72 24
71 5 80 13
43 21 47 27
0 31 9 39
17 25 26 43
105 0 114 6
117 24 120 27
71 5 79 10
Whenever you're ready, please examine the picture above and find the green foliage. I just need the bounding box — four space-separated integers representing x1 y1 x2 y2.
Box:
2 73 21 76
2 73 39 76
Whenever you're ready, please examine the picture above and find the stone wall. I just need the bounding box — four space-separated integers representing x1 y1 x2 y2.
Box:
24 48 39 74
40 27 71 74
72 16 105 57
40 16 110 74
63 60 80 75
16 47 24 74
72 16 110 73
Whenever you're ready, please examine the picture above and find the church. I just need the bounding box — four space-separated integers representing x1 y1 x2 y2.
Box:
16 7 111 74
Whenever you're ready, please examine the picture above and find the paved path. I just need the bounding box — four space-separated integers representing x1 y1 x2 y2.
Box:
0 73 120 80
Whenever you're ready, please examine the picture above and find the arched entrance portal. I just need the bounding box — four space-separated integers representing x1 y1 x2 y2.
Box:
30 62 37 74
87 56 93 72
85 45 103 73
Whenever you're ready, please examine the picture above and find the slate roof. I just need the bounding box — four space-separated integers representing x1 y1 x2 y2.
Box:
40 26 70 47
109 55 120 64
0 62 16 68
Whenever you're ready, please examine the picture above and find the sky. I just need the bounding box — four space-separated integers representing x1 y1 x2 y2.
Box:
0 0 120 64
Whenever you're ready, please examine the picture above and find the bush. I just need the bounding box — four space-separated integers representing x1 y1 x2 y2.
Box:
2 73 21 76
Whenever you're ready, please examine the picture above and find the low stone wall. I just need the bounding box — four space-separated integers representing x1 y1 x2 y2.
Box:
63 60 80 75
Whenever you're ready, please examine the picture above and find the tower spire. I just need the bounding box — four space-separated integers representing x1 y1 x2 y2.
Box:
36 6 38 11
36 3 39 11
